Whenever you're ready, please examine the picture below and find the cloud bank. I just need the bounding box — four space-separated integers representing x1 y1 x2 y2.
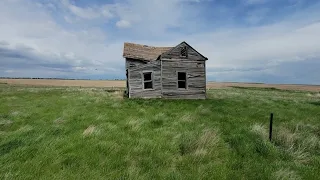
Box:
0 0 320 84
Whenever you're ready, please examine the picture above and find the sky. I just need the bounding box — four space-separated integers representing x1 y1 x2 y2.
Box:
0 0 320 84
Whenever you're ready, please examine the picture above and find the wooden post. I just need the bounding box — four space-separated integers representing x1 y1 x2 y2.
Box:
269 113 273 142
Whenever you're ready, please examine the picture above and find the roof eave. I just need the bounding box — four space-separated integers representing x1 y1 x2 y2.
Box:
123 56 153 62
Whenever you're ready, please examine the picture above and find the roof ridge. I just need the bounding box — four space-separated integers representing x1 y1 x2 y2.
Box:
124 42 173 48
123 42 173 61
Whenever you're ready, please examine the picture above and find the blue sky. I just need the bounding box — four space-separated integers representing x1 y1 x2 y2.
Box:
0 0 320 84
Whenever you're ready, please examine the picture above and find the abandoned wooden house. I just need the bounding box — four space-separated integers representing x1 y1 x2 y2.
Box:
123 41 208 99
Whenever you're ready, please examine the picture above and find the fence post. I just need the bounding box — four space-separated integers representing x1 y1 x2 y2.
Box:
269 113 273 142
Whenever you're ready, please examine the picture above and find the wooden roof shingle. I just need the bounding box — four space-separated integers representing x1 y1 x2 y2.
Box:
123 42 173 61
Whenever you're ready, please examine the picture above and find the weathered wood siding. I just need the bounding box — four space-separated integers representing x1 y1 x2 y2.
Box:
161 59 206 99
161 42 207 99
126 58 162 98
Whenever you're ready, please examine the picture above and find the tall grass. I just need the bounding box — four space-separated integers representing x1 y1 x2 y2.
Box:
0 84 319 179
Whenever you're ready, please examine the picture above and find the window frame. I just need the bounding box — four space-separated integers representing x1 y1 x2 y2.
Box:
142 71 154 90
180 46 188 58
177 71 188 90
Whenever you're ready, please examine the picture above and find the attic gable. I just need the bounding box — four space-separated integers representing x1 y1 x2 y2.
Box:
160 41 208 60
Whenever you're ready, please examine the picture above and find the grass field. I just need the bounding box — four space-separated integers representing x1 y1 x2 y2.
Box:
0 84 320 179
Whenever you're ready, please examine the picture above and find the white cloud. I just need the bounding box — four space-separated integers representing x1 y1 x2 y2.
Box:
64 16 76 23
98 0 202 34
116 20 131 28
68 5 100 19
0 0 119 73
61 0 114 20
4 70 14 73
190 21 320 69
101 8 113 19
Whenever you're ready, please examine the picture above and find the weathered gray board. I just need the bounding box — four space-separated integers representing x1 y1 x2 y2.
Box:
126 58 162 98
161 42 206 99
125 42 207 99
161 59 206 99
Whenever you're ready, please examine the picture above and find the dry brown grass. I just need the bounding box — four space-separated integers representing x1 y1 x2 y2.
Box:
0 79 125 88
207 82 320 92
1 79 319 92
250 123 319 165
83 125 97 136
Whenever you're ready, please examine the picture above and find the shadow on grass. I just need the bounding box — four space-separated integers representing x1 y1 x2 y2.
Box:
309 101 320 106
0 140 24 156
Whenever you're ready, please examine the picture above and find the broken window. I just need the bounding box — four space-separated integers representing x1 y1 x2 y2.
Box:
178 72 187 89
180 46 188 57
143 72 153 89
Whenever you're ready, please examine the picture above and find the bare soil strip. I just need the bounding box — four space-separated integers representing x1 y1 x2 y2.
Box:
1 79 319 92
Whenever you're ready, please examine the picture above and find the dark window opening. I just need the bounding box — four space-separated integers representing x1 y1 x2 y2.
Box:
143 72 153 89
178 81 186 89
144 72 152 81
180 46 187 57
178 72 186 81
144 81 153 89
178 72 187 89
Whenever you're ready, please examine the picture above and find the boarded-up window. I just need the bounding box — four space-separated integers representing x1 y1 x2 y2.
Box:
178 72 187 89
143 72 153 89
180 46 187 57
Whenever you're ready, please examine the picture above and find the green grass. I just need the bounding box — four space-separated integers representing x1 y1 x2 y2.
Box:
0 84 319 180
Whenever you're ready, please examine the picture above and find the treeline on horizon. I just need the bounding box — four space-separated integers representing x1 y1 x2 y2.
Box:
0 77 126 81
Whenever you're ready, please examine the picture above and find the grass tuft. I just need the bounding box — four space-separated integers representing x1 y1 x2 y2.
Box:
54 117 65 124
251 123 268 140
180 112 195 122
274 168 301 180
0 119 13 129
150 113 167 127
196 105 211 115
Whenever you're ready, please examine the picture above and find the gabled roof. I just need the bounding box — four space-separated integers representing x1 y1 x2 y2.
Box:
161 41 208 60
123 42 173 61
182 41 208 60
123 41 208 61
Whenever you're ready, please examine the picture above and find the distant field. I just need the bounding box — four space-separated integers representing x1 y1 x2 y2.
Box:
1 78 320 92
0 79 125 88
0 84 319 179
